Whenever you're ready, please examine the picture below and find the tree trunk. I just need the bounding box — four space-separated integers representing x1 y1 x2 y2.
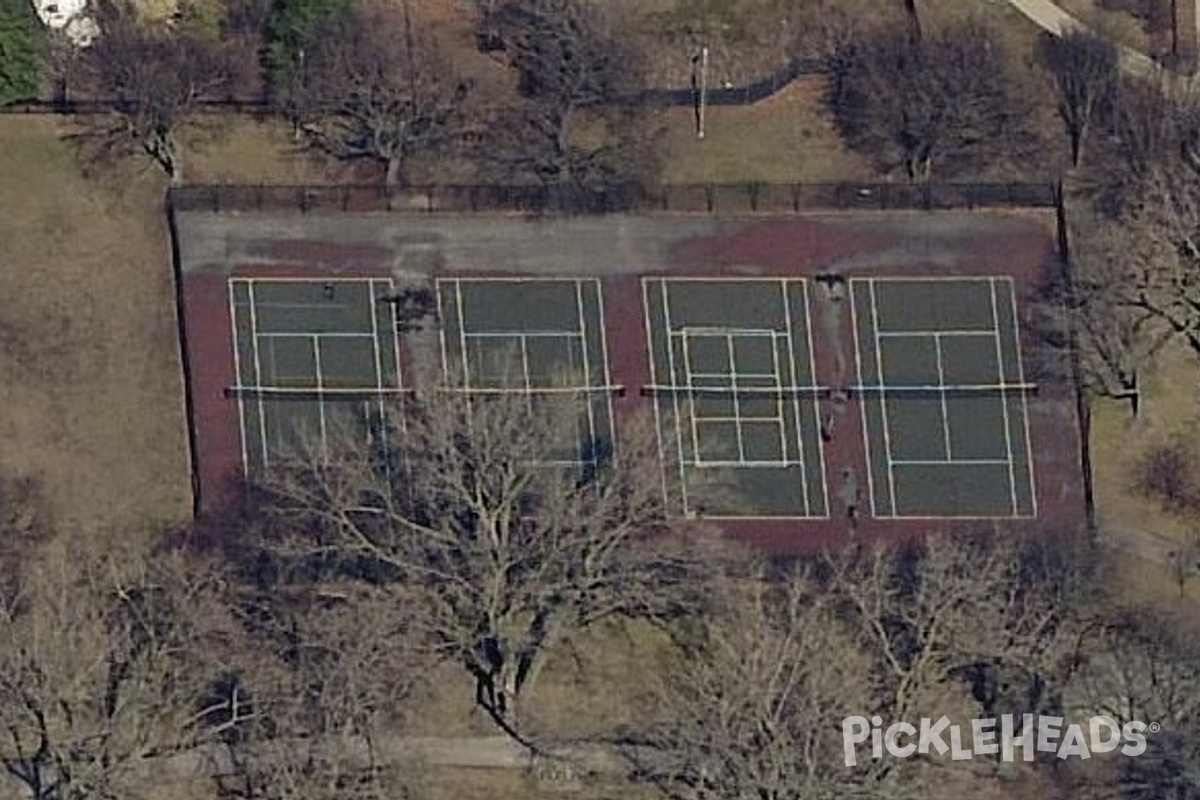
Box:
1069 120 1087 169
384 156 405 196
902 0 922 41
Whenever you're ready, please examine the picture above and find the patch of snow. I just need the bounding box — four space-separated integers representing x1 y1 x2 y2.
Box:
33 0 84 27
65 14 98 46
31 0 97 46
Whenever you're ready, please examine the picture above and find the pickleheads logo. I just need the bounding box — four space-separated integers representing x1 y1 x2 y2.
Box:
842 714 1155 767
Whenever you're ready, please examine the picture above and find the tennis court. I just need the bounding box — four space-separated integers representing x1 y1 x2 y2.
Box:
437 277 616 468
850 277 1037 518
228 278 403 474
642 278 829 518
226 274 1039 521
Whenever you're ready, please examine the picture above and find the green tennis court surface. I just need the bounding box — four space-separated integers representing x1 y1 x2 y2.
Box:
229 278 402 473
437 278 615 468
851 277 1036 518
227 274 1039 523
643 278 829 518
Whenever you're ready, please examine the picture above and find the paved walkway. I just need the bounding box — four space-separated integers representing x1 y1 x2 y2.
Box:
1005 0 1159 77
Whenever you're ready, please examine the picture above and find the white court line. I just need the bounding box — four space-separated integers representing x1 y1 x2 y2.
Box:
575 281 598 469
1007 277 1039 518
641 383 1036 395
641 281 673 510
247 282 270 470
725 334 746 463
382 278 407 483
256 332 377 339
226 386 414 396
990 279 1019 516
696 417 787 429
800 279 828 518
313 335 328 457
452 280 478 433
869 279 899 516
848 279 877 517
780 279 811 516
462 330 584 339
433 276 585 284
645 275 809 283
877 329 996 338
661 284 692 514
680 328 707 473
235 276 388 284
452 280 470 387
368 281 389 478
688 370 779 381
594 280 616 455
520 336 533 397
693 459 807 468
669 326 778 337
435 279 452 391
249 302 351 310
892 459 1012 466
227 282 250 481
934 334 953 460
850 275 1000 284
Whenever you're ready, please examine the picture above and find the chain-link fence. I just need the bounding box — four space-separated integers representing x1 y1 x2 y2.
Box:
168 181 1062 215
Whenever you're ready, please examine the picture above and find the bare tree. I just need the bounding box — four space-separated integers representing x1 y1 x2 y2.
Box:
0 538 244 800
279 3 470 191
1041 29 1119 169
1089 74 1182 211
631 562 889 800
1038 211 1172 414
478 0 661 191
254 383 711 741
0 471 45 607
1067 608 1200 799
629 531 1093 799
214 582 426 800
1099 165 1200 360
824 531 1088 771
829 21 1038 181
71 1 252 183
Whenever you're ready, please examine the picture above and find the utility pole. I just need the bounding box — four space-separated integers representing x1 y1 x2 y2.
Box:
698 45 709 139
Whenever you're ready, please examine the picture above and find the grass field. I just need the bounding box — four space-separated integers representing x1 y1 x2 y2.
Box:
1089 340 1200 604
0 117 190 538
1090 341 1200 545
659 77 871 184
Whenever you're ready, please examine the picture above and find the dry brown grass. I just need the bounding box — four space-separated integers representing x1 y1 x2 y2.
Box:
1055 0 1156 53
1090 342 1200 545
401 619 678 741
0 116 191 538
182 116 349 185
659 77 871 184
1089 340 1200 606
